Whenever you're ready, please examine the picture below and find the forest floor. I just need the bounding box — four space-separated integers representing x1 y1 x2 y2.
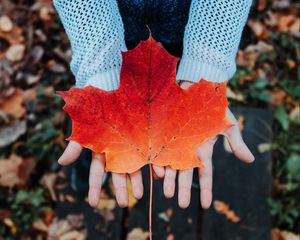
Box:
0 0 299 239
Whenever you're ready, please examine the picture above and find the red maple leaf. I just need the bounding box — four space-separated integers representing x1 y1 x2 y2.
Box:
58 34 230 174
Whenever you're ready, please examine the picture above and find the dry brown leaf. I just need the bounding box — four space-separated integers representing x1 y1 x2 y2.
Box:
0 15 13 32
269 88 298 107
237 50 258 68
60 230 85 240
0 154 36 187
48 218 72 239
286 59 296 69
272 228 300 240
40 6 52 21
289 18 300 37
272 0 291 9
33 219 49 233
97 198 116 211
96 190 117 210
0 154 22 187
278 15 299 34
158 212 170 222
213 200 241 223
18 157 37 186
0 120 26 147
3 218 17 235
265 11 279 27
0 26 24 44
127 228 150 240
245 41 274 53
257 143 272 153
167 234 175 240
257 0 267 11
47 59 66 73
226 87 245 102
65 195 75 203
289 106 300 123
0 88 25 119
247 19 270 39
23 88 37 101
237 115 245 131
5 44 26 62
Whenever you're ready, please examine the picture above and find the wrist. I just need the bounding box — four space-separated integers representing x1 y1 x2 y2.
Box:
81 67 121 91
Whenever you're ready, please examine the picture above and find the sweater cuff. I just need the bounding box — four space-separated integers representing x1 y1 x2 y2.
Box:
79 67 121 91
176 57 233 83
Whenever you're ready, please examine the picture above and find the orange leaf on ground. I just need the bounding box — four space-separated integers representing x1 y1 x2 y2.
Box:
58 34 230 174
213 200 241 223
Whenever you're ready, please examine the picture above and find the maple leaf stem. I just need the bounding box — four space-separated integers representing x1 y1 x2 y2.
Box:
149 163 153 240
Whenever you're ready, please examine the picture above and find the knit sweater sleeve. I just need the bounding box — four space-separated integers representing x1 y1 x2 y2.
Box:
176 0 253 83
53 0 127 90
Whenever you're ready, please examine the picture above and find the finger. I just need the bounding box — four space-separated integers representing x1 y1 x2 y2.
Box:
129 170 143 199
163 167 177 198
197 138 216 209
88 152 105 207
224 127 255 163
224 110 255 163
112 173 128 208
178 169 193 208
58 141 82 165
153 165 165 178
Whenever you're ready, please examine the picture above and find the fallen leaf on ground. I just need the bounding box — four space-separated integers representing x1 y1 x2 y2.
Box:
5 44 26 62
213 200 241 223
272 228 300 240
258 143 272 153
33 219 49 233
60 230 85 240
48 215 85 240
289 106 300 123
0 88 25 118
127 228 150 240
0 119 26 147
0 15 13 32
0 25 24 44
0 154 36 187
237 115 245 131
3 218 17 235
0 154 22 187
226 87 245 102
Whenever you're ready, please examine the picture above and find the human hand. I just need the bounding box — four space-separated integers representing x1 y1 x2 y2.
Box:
161 80 255 209
58 141 165 208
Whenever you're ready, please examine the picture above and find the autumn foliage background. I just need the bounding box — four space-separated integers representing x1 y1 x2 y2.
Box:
0 0 299 239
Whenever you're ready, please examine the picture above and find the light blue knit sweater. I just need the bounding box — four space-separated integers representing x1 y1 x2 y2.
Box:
53 0 253 91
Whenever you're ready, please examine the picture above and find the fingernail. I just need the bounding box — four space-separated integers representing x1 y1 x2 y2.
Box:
201 190 212 209
89 189 99 207
57 158 63 165
116 190 128 208
246 147 255 163
164 184 174 198
179 190 190 208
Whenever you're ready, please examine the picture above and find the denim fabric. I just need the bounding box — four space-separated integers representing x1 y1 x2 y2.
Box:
116 0 192 56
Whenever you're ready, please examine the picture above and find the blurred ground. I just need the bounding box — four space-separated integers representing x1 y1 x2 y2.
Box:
0 0 299 239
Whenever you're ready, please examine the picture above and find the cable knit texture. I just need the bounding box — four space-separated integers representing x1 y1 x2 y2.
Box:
53 0 252 90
